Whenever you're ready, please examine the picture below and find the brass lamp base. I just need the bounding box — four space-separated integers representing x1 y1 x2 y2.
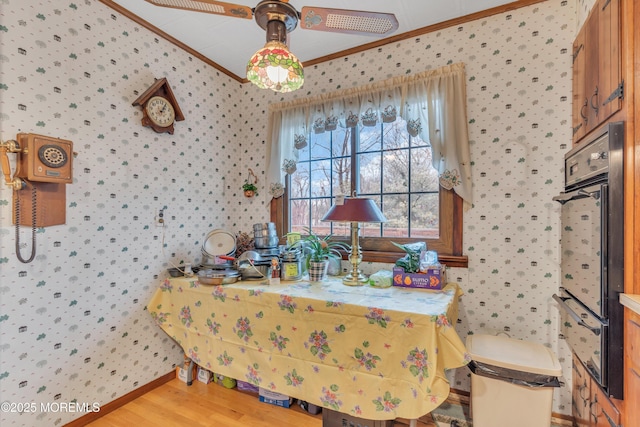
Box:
342 221 368 286
342 271 368 287
321 196 387 287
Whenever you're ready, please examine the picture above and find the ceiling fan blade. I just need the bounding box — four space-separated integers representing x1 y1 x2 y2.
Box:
300 7 398 37
144 0 253 19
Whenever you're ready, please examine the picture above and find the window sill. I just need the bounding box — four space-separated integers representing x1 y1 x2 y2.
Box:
361 251 468 268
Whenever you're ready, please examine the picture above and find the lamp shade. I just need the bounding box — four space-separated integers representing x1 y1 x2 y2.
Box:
321 197 387 223
246 41 304 93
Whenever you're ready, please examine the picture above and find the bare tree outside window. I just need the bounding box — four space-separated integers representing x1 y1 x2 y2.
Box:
290 117 440 240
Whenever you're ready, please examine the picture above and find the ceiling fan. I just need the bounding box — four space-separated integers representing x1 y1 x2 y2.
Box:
144 0 399 92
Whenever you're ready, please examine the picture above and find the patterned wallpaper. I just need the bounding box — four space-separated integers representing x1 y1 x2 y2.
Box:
0 0 585 425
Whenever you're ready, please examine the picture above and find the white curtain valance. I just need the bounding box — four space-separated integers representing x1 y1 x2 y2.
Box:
266 62 473 210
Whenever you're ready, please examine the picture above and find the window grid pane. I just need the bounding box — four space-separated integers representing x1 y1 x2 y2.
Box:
290 118 439 240
290 131 352 235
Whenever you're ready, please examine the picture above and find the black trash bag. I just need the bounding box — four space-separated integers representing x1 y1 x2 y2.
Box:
468 360 561 388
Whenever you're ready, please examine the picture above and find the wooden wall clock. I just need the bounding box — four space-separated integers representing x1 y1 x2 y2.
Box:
132 77 185 134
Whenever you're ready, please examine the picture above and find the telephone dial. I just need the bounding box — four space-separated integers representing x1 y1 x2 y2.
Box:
1 133 74 263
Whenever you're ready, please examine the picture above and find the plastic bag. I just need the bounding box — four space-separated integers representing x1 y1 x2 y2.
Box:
468 360 561 388
393 241 427 273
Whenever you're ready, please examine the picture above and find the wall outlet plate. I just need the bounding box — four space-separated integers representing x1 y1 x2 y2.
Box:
155 209 165 227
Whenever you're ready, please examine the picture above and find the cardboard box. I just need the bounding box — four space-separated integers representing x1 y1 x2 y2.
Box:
392 266 446 290
322 409 393 427
258 387 293 408
197 366 213 384
176 364 196 385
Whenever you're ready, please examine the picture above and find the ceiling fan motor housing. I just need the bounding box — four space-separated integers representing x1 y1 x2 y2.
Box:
254 0 299 43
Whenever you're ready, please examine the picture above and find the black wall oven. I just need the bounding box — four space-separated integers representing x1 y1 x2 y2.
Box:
553 122 624 399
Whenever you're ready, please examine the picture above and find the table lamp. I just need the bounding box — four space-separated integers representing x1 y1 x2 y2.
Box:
321 196 387 286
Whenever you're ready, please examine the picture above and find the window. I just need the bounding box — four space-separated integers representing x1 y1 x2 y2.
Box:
283 117 464 265
267 63 470 266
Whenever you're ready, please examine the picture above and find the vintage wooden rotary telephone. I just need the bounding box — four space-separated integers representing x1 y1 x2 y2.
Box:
0 133 73 263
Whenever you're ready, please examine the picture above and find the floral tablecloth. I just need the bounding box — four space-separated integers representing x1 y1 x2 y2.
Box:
147 277 470 420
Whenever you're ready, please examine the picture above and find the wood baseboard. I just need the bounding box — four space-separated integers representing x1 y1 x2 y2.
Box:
64 370 176 427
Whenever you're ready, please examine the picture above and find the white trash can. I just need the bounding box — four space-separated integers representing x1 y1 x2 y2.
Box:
466 334 562 427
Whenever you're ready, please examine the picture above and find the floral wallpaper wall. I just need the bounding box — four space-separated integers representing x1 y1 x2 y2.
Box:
243 0 578 416
0 0 583 425
0 1 252 426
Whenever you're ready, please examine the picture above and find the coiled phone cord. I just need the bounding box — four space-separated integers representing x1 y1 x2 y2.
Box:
14 183 37 263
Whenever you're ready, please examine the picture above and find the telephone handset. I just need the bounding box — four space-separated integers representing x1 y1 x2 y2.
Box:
1 133 74 263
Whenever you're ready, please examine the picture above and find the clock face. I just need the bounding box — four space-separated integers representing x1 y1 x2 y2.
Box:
145 96 176 128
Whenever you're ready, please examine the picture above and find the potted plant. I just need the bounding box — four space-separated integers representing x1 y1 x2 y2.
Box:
295 227 350 282
243 168 258 198
242 180 258 198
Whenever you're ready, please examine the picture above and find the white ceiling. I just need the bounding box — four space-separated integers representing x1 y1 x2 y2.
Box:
108 0 527 80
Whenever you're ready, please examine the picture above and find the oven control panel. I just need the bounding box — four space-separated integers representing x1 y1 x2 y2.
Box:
565 131 610 187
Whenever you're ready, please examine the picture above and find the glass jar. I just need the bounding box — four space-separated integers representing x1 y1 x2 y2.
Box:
281 250 302 281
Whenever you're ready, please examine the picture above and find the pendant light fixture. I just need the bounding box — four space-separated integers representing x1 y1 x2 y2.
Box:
144 1 399 93
246 0 304 93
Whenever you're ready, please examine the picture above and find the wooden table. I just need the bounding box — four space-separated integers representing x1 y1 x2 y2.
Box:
147 277 469 422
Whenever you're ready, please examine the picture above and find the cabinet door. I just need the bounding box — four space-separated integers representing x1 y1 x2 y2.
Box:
627 362 640 427
596 0 621 124
590 384 621 427
583 6 600 136
626 310 640 427
572 355 591 427
572 27 587 144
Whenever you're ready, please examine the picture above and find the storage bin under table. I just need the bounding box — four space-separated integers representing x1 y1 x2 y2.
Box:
466 334 562 427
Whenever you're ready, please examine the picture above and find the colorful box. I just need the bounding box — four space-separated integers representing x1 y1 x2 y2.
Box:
286 232 301 246
259 387 293 408
392 266 446 290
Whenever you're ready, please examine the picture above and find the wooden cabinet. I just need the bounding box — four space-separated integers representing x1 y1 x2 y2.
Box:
571 26 587 142
572 0 622 145
625 308 640 427
571 353 621 427
572 354 590 427
597 0 622 125
590 385 621 427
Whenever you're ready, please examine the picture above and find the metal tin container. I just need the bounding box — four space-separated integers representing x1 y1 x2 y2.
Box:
281 249 303 281
254 235 279 249
253 222 276 233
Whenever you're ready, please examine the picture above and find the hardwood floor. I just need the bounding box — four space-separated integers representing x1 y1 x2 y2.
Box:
87 378 439 427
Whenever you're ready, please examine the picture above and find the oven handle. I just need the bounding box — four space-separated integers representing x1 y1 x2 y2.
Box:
552 294 601 336
577 188 600 200
553 184 601 204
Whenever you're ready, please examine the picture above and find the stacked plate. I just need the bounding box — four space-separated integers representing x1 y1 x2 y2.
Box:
201 229 236 269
